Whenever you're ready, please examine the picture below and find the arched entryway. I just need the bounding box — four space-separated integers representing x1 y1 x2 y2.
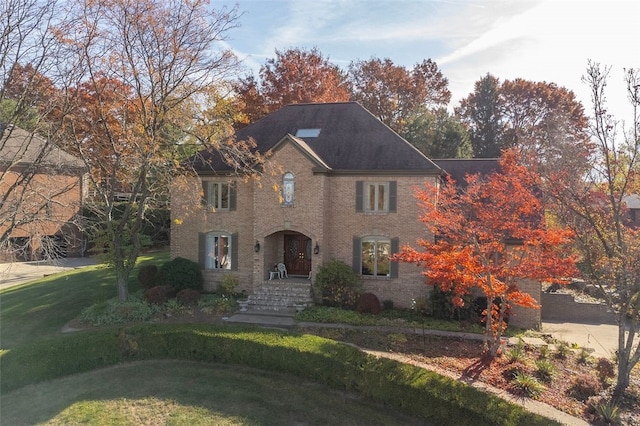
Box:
283 232 312 276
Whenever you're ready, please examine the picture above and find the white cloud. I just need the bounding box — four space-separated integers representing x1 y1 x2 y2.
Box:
224 0 639 118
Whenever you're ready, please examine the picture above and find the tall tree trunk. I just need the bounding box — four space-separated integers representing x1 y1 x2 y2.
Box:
112 229 129 302
116 268 129 302
485 295 495 355
614 313 639 398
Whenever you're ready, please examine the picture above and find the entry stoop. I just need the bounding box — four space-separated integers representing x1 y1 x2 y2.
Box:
246 279 313 312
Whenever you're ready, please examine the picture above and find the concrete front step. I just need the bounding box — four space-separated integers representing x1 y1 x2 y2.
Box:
246 280 313 312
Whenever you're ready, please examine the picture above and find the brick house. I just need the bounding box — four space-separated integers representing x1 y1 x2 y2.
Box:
0 125 85 260
171 102 540 328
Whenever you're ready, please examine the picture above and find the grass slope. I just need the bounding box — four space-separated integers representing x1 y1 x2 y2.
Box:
0 251 559 425
2 360 423 426
0 251 168 349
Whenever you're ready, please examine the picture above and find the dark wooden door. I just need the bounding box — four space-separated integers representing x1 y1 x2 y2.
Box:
284 234 311 276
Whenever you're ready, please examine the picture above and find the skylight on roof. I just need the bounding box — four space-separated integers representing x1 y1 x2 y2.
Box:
295 128 321 138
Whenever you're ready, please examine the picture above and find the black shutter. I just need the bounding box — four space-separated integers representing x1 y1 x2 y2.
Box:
390 237 399 278
198 233 206 268
352 236 361 274
231 233 238 271
201 180 209 207
229 182 237 211
355 181 363 212
389 181 397 213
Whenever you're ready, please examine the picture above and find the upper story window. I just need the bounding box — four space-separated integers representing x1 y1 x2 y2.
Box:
282 172 294 206
355 181 397 213
210 182 230 209
202 180 236 211
366 183 388 212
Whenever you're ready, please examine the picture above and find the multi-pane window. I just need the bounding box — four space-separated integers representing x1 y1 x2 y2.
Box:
282 172 294 206
205 233 231 270
361 237 391 276
356 181 396 213
209 182 230 210
365 183 388 212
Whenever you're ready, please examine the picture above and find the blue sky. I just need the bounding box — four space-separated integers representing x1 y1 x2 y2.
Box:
219 0 639 119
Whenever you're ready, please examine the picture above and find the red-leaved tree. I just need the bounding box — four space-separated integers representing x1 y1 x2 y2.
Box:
395 150 577 356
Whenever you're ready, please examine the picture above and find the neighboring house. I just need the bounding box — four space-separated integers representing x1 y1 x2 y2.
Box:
171 102 539 328
623 194 640 227
0 125 85 261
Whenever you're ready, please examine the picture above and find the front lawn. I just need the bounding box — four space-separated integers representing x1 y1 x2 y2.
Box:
0 251 169 349
0 324 556 426
1 360 424 426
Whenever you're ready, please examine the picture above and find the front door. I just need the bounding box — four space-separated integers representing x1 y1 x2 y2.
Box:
284 234 311 276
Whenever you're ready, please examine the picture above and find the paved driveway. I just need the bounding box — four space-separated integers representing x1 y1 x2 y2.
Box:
0 257 97 290
542 321 621 358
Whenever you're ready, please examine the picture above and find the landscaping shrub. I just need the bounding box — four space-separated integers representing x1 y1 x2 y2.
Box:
429 284 472 321
313 259 361 309
505 339 526 363
595 358 616 384
554 341 571 359
534 359 555 383
511 372 545 398
144 285 176 305
382 299 394 311
356 293 381 315
591 400 621 425
80 293 160 325
217 274 239 296
568 373 602 401
158 257 203 292
411 295 430 316
538 345 550 360
577 348 591 365
176 288 201 306
137 264 159 290
197 294 237 315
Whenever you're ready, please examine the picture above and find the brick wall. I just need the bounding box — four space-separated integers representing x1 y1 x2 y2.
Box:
324 174 433 308
0 169 83 259
172 140 436 308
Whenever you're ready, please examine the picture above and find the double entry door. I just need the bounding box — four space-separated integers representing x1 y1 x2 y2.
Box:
284 234 311 276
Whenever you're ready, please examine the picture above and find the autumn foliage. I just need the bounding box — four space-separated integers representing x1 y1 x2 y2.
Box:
395 150 577 356
234 47 350 125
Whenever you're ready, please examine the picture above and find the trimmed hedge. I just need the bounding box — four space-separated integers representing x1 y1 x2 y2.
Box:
0 324 559 426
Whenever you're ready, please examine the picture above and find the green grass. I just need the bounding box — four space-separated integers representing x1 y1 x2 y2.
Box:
0 252 560 425
1 360 424 426
296 305 488 334
0 324 559 425
0 250 169 349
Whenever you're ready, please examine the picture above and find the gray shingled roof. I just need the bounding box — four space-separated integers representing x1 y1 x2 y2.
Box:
433 158 500 186
190 102 442 174
0 126 85 170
